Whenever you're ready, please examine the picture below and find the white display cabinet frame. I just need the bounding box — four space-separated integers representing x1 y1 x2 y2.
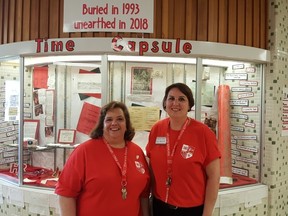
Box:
0 38 270 191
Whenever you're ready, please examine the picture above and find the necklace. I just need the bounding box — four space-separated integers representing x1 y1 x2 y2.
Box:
104 138 128 200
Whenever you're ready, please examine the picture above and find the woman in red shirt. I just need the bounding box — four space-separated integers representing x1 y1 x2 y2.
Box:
55 101 150 216
146 83 221 216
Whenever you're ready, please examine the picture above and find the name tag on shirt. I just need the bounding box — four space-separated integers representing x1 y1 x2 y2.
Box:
156 137 166 144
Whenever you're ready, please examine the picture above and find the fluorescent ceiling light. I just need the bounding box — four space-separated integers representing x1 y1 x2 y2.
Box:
4 54 246 68
24 55 102 66
108 55 197 64
203 59 246 67
53 62 101 68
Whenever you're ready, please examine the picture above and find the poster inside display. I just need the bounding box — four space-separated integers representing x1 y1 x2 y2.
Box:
4 80 20 122
24 120 39 140
131 67 153 95
128 106 160 131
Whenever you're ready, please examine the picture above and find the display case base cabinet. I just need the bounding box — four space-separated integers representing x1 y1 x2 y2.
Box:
0 180 268 216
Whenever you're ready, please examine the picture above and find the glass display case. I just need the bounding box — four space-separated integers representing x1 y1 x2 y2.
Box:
0 51 265 190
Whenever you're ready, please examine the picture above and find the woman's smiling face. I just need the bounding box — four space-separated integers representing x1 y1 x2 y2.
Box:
165 87 190 118
103 108 127 141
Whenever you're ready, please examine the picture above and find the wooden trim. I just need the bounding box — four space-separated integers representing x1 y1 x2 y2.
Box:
3 0 9 44
167 0 174 38
0 0 3 44
22 0 30 41
253 0 260 48
30 0 39 40
59 0 68 38
228 0 237 44
260 0 267 48
185 0 197 40
15 0 23 42
245 0 253 46
208 0 219 42
197 0 208 41
174 0 185 39
153 0 162 38
49 0 59 38
39 0 49 38
218 0 228 43
161 0 169 38
237 0 245 45
8 0 16 43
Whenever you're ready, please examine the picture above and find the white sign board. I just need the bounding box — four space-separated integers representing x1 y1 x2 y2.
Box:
64 0 154 33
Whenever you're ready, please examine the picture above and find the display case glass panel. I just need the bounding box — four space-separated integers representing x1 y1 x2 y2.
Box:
199 59 263 188
0 57 21 185
0 55 102 188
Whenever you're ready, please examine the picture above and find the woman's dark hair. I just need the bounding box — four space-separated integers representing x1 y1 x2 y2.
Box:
90 101 135 141
162 83 194 112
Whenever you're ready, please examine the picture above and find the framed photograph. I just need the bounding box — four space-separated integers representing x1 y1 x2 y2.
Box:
131 67 153 95
57 129 76 144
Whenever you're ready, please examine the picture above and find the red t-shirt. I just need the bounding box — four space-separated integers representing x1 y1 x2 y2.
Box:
55 138 150 216
146 118 221 207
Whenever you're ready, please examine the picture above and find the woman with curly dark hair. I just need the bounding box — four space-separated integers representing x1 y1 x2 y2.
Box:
56 101 150 216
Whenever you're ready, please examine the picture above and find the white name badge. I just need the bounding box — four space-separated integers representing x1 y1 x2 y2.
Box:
156 137 166 144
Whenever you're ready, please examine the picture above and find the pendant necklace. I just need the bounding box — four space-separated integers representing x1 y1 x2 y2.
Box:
104 138 128 200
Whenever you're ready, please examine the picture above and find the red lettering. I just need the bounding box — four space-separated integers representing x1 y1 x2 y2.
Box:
151 41 159 53
183 42 192 54
51 41 63 52
9 163 18 174
9 163 28 174
112 36 124 52
23 163 28 172
82 4 88 14
162 42 172 53
82 3 108 15
66 40 75 51
128 41 135 51
35 38 75 53
139 41 148 55
111 37 193 56
44 38 48 52
35 38 43 53
175 38 180 53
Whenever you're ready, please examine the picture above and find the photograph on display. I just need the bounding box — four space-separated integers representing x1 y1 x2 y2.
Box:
57 129 76 144
45 126 54 137
131 67 153 95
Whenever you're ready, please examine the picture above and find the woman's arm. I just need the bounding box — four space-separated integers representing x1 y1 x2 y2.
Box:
58 195 77 216
203 158 220 216
141 197 150 216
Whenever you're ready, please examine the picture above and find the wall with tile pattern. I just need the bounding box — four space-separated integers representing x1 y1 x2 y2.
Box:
263 0 288 215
